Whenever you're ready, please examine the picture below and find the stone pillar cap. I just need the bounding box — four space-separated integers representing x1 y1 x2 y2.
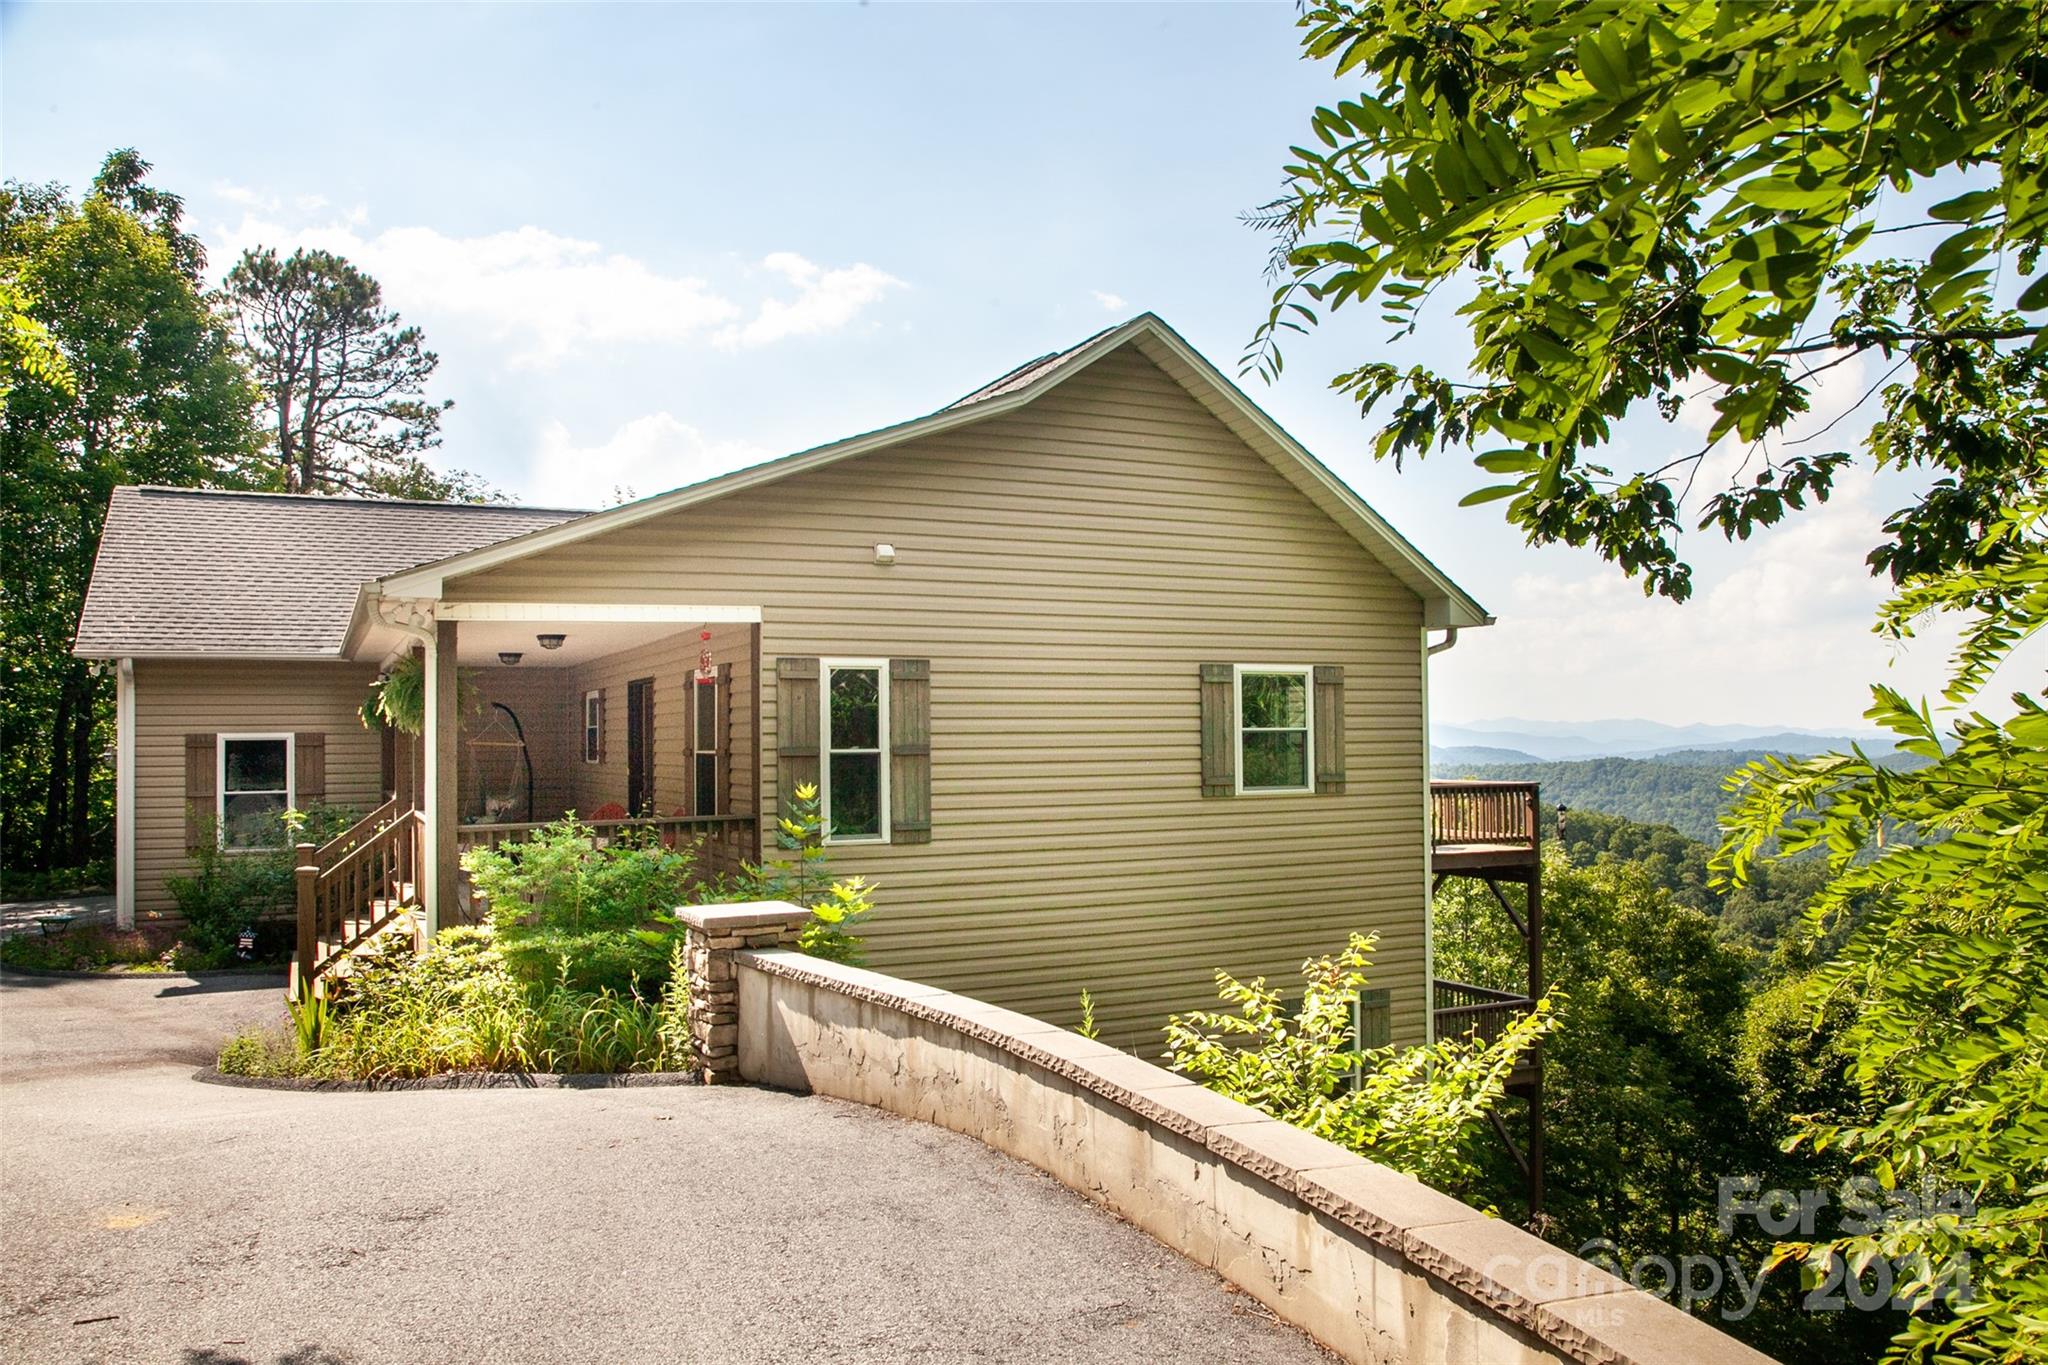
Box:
674 900 813 931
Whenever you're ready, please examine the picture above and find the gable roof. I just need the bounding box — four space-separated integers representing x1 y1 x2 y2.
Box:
377 314 1492 629
73 486 583 658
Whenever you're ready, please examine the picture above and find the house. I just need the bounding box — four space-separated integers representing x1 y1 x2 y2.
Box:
73 312 1510 1049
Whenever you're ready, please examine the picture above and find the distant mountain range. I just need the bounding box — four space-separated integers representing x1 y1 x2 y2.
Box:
1432 717 1891 764
1431 737 1924 842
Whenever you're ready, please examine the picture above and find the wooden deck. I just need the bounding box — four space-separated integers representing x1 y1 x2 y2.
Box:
1430 780 1541 875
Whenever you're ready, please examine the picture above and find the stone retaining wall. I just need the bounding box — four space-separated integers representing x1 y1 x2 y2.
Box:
724 940 1777 1365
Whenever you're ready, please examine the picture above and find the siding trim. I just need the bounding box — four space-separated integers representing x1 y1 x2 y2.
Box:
116 658 136 929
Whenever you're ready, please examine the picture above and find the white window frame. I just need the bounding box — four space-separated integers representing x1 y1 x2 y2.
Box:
693 676 720 815
583 690 603 764
821 658 890 844
217 732 294 851
1233 664 1315 796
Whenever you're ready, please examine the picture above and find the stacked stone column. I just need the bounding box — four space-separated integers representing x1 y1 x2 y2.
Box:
674 901 813 1083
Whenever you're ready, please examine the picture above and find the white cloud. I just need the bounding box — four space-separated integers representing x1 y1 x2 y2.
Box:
519 413 769 509
713 252 903 350
1429 467 2036 729
213 181 279 212
1092 290 1127 311
211 211 901 366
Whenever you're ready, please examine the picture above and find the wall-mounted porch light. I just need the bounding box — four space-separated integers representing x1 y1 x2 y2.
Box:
498 651 523 666
873 543 896 565
537 633 566 650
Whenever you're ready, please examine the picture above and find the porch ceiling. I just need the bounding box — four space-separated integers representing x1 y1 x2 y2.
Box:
456 619 700 668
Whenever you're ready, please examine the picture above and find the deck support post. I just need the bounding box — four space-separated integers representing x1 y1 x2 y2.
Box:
293 841 318 992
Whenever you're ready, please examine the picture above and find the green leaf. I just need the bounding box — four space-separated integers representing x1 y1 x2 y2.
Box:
1458 483 1523 506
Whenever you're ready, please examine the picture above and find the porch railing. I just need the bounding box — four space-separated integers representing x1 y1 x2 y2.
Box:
294 800 422 992
1432 979 1535 1047
454 813 759 880
1430 780 1541 848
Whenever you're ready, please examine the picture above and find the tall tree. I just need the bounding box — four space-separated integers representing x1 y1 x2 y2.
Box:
1 150 262 876
1247 0 2046 616
1256 5 2047 1361
224 247 482 500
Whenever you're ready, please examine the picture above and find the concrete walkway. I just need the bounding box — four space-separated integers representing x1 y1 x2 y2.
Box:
0 895 115 939
0 970 1331 1364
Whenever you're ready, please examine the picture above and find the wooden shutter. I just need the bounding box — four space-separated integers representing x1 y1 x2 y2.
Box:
1355 987 1392 1050
1314 665 1346 795
890 658 931 844
776 657 821 816
184 733 216 852
1199 664 1234 797
294 732 326 809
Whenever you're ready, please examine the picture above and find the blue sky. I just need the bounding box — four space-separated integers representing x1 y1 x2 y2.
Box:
8 2 2037 730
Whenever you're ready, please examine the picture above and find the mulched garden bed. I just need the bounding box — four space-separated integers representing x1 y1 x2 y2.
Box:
195 1067 701 1092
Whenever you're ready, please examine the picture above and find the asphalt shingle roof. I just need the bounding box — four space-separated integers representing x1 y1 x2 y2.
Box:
73 487 586 658
942 322 1122 410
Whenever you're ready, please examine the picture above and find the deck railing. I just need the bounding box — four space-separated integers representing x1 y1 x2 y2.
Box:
1432 979 1536 1046
1430 780 1541 848
294 801 422 991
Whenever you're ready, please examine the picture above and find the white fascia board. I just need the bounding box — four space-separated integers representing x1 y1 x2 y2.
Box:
437 602 763 623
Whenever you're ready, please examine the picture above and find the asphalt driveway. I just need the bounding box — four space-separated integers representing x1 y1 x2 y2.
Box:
0 969 1330 1364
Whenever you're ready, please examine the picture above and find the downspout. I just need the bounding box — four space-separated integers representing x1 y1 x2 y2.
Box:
1420 631 1437 1043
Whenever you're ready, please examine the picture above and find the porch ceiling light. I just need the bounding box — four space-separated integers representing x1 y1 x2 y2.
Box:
498 651 523 666
537 633 566 650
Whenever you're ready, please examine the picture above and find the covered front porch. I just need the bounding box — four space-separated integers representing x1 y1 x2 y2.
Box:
295 602 765 987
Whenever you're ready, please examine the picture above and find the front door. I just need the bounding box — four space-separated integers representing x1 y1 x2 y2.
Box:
626 677 655 815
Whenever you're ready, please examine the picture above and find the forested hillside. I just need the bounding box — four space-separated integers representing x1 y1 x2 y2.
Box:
1434 749 1922 843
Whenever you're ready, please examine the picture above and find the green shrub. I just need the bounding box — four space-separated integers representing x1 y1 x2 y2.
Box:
166 804 358 957
286 923 690 1081
463 815 695 935
497 928 671 997
723 784 876 964
0 925 169 972
1165 933 1556 1201
217 1029 303 1078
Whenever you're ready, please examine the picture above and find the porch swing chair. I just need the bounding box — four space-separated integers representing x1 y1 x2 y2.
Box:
466 701 535 825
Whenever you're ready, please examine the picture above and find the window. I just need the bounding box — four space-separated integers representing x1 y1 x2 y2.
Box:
694 678 720 815
219 734 292 849
583 690 603 763
822 660 888 842
1236 666 1313 794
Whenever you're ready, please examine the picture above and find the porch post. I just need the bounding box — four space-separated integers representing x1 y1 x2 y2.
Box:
422 619 460 935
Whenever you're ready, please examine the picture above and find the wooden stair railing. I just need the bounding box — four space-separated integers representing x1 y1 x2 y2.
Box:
292 801 422 995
